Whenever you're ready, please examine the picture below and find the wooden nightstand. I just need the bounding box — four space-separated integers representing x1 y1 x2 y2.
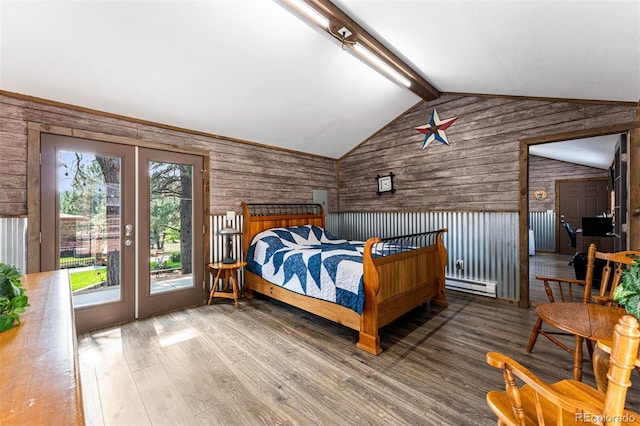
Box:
208 261 250 308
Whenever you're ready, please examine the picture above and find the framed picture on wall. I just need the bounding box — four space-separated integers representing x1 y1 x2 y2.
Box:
376 173 395 195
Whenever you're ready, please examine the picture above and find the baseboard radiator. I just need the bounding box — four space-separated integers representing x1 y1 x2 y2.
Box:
446 277 497 298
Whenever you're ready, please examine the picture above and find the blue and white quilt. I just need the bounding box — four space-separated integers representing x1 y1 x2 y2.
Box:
246 225 366 314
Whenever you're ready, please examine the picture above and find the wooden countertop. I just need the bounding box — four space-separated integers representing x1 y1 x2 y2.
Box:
0 270 84 425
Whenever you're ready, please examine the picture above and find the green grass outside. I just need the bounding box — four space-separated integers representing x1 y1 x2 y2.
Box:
68 257 183 292
69 268 107 291
150 260 181 270
69 262 182 291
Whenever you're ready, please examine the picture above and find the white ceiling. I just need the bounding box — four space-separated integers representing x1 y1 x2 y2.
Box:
1 1 639 160
529 135 619 170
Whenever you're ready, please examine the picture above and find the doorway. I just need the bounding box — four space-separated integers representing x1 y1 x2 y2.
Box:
520 126 636 308
40 133 205 332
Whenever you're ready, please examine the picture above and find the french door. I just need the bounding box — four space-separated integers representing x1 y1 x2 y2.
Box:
137 148 204 318
40 134 204 333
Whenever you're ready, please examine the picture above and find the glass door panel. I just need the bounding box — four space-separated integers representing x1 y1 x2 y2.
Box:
58 151 122 307
149 161 194 294
40 134 135 333
138 148 203 318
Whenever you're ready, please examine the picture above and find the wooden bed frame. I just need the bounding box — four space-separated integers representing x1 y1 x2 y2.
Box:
241 203 448 355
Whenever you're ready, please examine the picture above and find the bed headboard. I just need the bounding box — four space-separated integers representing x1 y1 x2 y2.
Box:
241 203 325 256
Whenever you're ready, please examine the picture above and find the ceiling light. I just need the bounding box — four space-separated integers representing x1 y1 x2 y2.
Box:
282 0 330 29
277 0 438 99
352 43 412 88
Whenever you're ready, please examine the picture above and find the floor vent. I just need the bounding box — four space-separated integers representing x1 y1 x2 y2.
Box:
446 277 497 298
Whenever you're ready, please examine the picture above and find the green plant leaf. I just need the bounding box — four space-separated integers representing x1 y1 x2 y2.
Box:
10 294 29 309
623 296 640 319
0 313 15 332
0 263 27 332
0 263 22 281
613 286 636 305
614 259 640 320
0 274 11 298
7 294 28 314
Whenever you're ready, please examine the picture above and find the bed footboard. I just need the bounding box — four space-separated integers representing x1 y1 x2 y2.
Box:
357 229 448 355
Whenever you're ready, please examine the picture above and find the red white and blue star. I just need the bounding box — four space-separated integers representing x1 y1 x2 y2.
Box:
415 109 458 150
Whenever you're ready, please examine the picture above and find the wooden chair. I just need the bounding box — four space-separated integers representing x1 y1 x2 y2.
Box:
526 274 592 359
585 244 640 307
527 245 640 378
487 315 640 425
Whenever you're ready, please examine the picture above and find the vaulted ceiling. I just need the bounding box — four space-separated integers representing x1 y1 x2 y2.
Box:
1 1 639 159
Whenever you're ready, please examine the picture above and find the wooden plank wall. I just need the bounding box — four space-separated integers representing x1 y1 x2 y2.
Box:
0 92 635 218
0 93 338 216
528 155 608 213
338 94 636 212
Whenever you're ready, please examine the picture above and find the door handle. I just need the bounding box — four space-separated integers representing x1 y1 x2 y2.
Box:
125 224 134 237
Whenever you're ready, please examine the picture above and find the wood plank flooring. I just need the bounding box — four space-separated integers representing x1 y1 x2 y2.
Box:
78 253 640 425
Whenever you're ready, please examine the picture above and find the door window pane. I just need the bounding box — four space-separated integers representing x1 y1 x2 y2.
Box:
58 151 121 307
149 161 194 294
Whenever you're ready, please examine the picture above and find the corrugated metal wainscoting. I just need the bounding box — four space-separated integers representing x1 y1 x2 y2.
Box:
326 211 520 301
0 217 27 274
4 214 521 301
210 214 245 289
529 211 556 252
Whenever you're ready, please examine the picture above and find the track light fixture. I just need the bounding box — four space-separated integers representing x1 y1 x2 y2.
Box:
286 0 329 28
279 0 439 101
352 43 411 88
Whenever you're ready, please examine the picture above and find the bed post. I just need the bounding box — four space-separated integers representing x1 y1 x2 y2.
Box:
241 202 252 260
431 229 449 307
356 237 382 355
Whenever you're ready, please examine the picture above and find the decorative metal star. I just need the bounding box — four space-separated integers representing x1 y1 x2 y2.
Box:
415 109 458 150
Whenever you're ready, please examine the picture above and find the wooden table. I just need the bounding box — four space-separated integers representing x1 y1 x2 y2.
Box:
208 261 250 308
535 302 627 382
0 270 84 425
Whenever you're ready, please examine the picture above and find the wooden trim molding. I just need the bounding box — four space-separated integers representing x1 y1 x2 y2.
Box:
630 106 640 251
444 91 640 107
26 126 41 274
518 139 529 308
523 121 640 146
27 122 208 156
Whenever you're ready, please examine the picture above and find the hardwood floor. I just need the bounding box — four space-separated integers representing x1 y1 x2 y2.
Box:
529 251 577 304
78 255 640 425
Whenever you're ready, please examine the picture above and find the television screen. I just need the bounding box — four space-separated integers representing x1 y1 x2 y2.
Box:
581 217 613 237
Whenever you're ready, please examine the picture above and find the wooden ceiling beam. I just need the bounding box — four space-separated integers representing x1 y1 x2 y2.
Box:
300 0 441 101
